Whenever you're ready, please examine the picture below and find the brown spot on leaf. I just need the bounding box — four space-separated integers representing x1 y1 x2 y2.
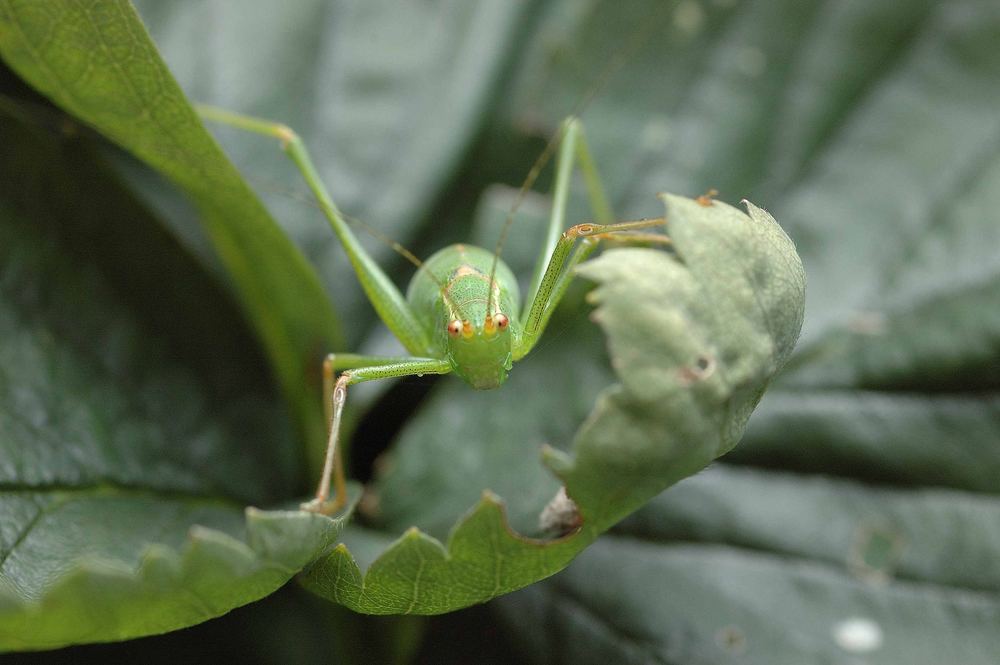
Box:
696 188 719 207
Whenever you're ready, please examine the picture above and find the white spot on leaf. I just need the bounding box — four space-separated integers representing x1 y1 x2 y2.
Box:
833 617 883 654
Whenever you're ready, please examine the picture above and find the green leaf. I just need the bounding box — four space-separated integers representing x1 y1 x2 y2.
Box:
0 503 347 652
0 0 342 455
4 0 996 659
0 91 350 651
300 193 805 614
111 0 805 616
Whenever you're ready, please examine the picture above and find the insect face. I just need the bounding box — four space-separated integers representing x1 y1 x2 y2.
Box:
445 315 513 390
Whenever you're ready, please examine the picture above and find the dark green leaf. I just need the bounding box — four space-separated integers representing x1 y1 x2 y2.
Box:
0 0 342 456
3 0 996 659
0 91 349 651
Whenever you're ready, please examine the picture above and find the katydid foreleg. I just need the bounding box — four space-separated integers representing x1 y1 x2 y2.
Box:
513 218 666 360
302 356 451 514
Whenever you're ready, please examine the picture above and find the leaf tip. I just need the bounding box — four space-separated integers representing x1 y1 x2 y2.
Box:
541 444 573 475
479 489 503 506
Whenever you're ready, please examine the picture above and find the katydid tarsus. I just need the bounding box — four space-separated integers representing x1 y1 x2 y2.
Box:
197 21 671 514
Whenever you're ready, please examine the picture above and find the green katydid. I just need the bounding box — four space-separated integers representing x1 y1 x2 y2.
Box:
198 82 668 517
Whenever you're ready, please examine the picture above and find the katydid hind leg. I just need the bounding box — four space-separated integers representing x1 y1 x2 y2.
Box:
198 106 433 357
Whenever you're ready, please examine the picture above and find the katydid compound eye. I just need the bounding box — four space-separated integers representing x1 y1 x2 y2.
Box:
447 320 462 337
495 313 509 330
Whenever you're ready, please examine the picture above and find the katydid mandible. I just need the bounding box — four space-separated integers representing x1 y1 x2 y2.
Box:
197 108 667 515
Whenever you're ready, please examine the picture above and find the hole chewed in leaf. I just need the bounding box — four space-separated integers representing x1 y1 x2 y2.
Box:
679 354 716 385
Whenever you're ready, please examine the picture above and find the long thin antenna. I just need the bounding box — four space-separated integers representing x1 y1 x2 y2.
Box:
247 175 466 319
486 9 668 315
196 104 466 322
340 210 466 320
242 177 428 271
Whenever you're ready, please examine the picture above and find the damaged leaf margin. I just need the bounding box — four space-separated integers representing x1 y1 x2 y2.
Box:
0 504 354 651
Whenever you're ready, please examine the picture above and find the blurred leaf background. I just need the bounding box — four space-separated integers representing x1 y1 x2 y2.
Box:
1 0 998 662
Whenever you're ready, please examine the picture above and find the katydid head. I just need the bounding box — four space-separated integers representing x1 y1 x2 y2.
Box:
445 312 513 390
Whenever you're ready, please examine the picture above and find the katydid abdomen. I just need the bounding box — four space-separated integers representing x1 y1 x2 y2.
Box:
407 243 520 390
